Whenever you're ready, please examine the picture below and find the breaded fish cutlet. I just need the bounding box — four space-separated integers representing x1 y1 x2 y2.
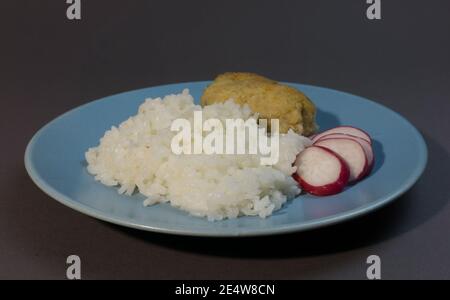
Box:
201 73 317 136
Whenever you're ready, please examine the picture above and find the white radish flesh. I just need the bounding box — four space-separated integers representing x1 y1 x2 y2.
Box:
294 146 350 196
314 133 374 170
311 126 372 145
314 138 368 183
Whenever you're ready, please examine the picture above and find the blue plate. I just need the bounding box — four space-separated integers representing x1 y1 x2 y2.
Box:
25 82 428 237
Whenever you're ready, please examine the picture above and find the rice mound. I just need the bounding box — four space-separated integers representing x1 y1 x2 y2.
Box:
85 89 311 221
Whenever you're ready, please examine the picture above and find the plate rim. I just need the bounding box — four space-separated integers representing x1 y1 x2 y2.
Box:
24 81 428 237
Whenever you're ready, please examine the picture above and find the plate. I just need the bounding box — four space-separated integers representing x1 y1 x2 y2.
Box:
25 82 427 237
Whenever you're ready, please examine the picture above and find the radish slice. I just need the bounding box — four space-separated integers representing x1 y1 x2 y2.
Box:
311 126 372 145
294 146 350 196
314 133 374 173
314 138 368 183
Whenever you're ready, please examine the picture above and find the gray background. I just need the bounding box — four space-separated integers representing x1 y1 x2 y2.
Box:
1 0 449 279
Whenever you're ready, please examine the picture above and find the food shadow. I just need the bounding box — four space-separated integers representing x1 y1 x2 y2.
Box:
369 139 384 176
315 109 341 130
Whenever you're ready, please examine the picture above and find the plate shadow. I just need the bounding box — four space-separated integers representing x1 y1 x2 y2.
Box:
103 133 447 259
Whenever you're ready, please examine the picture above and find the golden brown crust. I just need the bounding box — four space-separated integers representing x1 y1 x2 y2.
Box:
201 73 317 135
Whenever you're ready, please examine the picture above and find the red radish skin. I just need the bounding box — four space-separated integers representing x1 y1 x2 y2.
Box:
294 146 350 196
313 133 374 175
292 172 301 183
315 138 368 183
311 126 372 145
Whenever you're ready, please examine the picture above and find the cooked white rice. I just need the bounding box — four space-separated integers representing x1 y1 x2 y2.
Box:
85 89 311 221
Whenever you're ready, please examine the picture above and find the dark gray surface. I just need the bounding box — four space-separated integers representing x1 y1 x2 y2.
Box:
1 0 449 279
